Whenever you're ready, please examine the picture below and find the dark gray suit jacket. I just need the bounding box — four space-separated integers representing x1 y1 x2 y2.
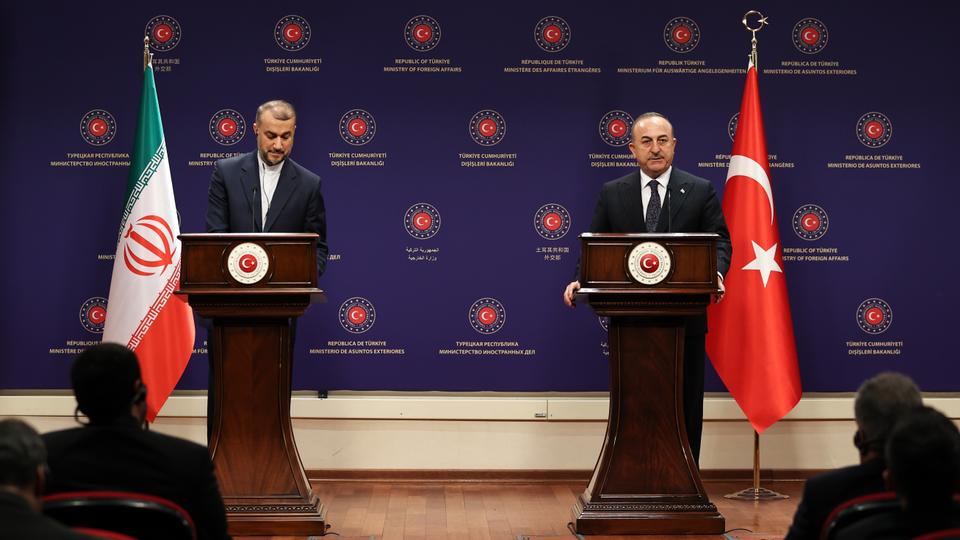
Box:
42 417 229 540
785 458 887 540
0 492 92 540
206 151 328 276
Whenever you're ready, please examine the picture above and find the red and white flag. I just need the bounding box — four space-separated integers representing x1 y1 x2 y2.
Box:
103 61 194 421
706 58 802 433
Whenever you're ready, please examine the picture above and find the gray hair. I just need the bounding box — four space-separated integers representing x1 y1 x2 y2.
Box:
630 112 673 142
0 419 46 489
255 100 297 123
854 372 922 452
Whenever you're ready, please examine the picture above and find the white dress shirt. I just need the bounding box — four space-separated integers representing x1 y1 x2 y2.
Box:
640 166 671 217
257 153 283 228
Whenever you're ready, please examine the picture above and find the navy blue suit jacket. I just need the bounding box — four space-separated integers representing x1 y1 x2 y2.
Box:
586 167 732 334
588 167 731 274
206 151 328 276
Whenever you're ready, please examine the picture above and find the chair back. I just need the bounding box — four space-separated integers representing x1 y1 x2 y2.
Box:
820 490 899 540
43 490 197 540
913 528 960 540
72 527 137 540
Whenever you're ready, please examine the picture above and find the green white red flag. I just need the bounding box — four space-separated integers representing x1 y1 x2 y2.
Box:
103 61 194 421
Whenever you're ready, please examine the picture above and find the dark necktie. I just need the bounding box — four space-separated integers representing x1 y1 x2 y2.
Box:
646 180 661 232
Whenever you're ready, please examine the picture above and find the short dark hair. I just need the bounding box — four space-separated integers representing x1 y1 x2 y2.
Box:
853 371 922 453
255 100 296 123
885 406 960 510
0 419 46 489
72 343 142 422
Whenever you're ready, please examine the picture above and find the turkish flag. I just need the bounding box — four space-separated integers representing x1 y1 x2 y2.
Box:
706 59 802 433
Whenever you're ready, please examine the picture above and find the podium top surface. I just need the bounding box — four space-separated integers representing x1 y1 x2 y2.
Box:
178 233 321 295
180 233 319 240
579 232 720 240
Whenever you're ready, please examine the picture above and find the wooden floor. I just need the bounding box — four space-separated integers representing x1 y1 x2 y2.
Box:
236 480 803 540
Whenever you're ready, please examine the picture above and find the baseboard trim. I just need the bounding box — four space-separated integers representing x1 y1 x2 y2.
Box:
700 468 823 482
307 469 592 483
306 468 823 483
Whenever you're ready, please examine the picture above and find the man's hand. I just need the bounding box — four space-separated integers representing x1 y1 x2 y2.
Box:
563 280 581 308
713 274 725 304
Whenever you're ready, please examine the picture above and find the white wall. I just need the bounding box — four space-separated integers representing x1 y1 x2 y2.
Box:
3 393 958 471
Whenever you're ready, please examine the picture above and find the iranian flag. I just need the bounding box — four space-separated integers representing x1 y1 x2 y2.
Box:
103 61 194 421
705 57 802 433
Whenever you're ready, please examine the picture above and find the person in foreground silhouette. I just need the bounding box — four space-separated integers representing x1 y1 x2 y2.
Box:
785 371 923 540
836 405 960 540
0 418 92 539
42 343 230 540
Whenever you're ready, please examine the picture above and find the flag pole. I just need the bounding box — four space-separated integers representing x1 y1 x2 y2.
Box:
143 36 152 70
725 430 788 500
103 35 195 421
722 12 789 502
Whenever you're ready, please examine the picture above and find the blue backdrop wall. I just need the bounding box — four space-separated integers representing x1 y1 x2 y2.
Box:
1 1 955 393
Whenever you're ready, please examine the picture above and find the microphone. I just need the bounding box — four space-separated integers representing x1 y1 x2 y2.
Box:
666 185 672 232
252 186 259 232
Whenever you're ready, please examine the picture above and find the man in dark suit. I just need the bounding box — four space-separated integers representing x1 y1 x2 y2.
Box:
785 372 923 540
204 100 328 436
0 419 91 539
205 99 328 276
563 112 731 462
835 406 960 540
42 343 230 540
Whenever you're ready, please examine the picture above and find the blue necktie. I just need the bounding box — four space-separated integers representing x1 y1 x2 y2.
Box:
646 180 661 232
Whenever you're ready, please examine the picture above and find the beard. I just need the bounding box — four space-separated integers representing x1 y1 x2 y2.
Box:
260 149 287 166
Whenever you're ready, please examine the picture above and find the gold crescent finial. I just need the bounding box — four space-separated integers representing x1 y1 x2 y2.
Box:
742 11 768 67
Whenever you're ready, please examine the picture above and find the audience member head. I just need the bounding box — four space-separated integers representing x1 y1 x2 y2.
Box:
0 419 47 510
853 371 922 460
885 406 960 511
72 343 147 425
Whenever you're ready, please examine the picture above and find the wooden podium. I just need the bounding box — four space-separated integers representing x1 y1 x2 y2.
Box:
571 233 725 534
177 233 326 536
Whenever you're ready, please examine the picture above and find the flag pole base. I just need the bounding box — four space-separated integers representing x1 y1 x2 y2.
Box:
722 431 790 501
723 487 789 501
